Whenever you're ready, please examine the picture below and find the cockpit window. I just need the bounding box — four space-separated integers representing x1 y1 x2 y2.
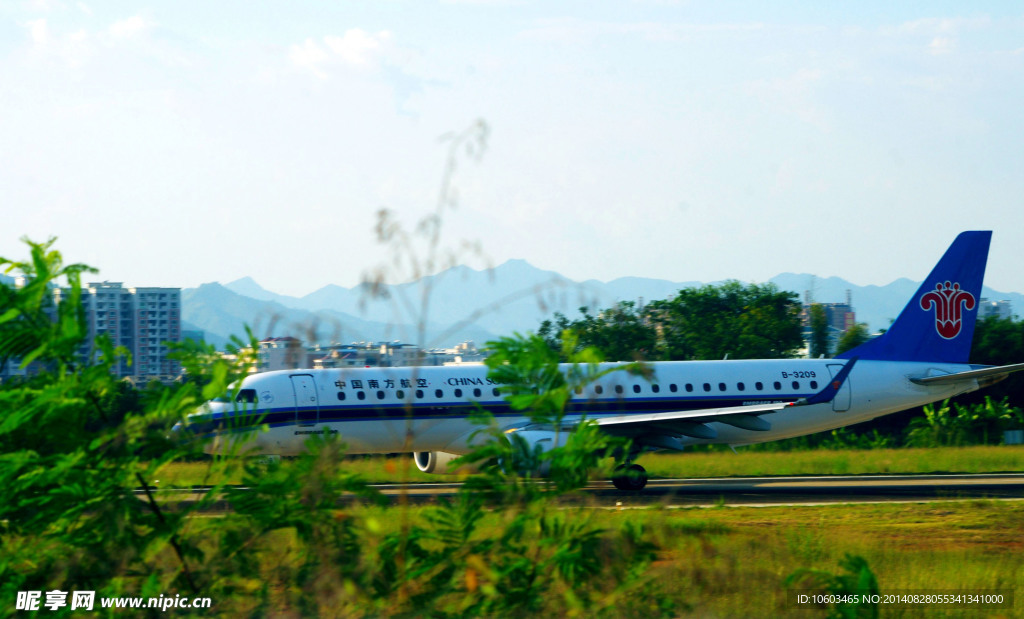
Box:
236 389 258 404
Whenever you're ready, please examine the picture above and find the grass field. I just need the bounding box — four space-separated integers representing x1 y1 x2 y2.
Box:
148 447 1024 616
587 500 1024 617
187 498 1023 617
153 445 1024 487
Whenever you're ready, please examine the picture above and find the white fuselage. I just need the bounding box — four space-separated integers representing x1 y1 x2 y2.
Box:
195 359 976 456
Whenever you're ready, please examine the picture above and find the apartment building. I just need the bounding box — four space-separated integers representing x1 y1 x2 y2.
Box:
52 282 181 382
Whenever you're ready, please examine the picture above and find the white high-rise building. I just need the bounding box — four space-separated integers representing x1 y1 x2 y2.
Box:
54 282 182 382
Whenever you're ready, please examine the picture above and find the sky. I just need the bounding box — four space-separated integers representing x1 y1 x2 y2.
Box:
2 1 1023 298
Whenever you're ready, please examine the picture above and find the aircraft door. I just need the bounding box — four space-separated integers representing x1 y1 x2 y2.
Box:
826 364 852 412
290 374 319 426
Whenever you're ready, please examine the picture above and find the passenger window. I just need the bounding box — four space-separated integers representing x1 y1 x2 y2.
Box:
357 391 366 400
651 384 660 393
396 390 405 399
718 383 726 392
473 388 481 397
595 386 604 395
773 382 782 390
792 381 800 390
737 382 745 391
416 389 424 398
633 384 641 394
337 392 346 401
435 389 443 398
377 390 385 400
755 382 764 391
670 384 678 393
454 388 463 397
615 385 623 394
685 384 693 392
492 388 500 397
810 381 818 389
703 383 711 392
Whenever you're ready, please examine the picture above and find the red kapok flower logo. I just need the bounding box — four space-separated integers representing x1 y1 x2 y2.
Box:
919 281 976 340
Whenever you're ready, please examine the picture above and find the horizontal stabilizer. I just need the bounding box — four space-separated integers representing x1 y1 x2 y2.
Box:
909 362 1024 385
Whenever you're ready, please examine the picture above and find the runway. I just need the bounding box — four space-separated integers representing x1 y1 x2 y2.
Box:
368 473 1024 508
148 473 1024 510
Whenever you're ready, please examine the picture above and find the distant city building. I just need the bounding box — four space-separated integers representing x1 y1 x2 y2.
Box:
299 340 488 371
380 342 422 367
258 337 303 372
1 281 182 383
128 286 182 381
801 290 856 357
979 298 1013 320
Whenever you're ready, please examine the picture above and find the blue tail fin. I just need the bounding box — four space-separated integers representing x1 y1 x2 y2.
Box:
835 231 991 363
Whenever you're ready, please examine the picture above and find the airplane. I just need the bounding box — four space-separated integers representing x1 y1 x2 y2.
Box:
184 231 1024 490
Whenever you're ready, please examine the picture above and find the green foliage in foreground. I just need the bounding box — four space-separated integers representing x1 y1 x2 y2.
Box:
0 241 673 616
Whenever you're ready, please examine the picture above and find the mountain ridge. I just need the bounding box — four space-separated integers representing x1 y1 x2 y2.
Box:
181 259 1022 349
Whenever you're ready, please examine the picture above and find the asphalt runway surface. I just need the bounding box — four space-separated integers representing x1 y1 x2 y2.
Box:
147 473 1024 510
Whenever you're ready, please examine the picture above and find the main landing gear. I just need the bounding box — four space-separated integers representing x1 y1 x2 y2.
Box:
611 463 648 491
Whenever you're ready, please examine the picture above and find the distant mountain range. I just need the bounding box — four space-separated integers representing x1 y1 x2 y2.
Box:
3 264 1021 350
179 260 1024 349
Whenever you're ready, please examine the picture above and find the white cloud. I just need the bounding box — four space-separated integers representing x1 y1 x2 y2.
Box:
323 29 392 67
23 18 91 66
109 15 151 39
289 37 331 79
289 29 395 78
928 36 956 55
518 18 765 45
896 16 990 36
26 18 49 45
26 0 61 11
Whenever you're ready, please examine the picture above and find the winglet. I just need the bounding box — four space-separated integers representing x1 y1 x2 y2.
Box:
793 358 858 406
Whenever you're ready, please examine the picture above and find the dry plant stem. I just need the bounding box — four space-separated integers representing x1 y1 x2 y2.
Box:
135 472 198 594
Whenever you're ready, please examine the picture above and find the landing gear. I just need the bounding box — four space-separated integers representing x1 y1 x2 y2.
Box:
612 463 648 491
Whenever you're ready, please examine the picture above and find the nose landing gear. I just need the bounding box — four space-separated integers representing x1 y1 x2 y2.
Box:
611 463 648 491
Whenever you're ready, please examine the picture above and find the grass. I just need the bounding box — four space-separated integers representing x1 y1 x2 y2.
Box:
180 498 1024 617
153 445 1024 488
612 501 1024 617
637 444 1024 479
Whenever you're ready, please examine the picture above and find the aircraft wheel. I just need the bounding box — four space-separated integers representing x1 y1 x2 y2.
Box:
612 464 648 491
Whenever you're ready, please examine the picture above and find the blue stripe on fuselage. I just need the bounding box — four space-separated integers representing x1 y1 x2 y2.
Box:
189 392 811 436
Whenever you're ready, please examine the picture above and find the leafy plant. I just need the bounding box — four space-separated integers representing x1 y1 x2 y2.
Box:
785 553 879 619
905 397 1023 447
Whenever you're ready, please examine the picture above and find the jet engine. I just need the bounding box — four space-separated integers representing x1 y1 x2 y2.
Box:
413 450 467 474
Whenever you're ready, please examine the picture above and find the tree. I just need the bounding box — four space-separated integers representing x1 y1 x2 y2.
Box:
648 281 804 360
835 323 869 356
967 316 1024 408
538 301 657 361
808 303 830 359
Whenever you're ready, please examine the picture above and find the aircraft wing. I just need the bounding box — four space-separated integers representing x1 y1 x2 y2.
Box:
909 362 1024 385
590 358 858 439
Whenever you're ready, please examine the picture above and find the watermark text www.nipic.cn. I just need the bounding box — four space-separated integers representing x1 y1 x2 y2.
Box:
16 590 213 612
